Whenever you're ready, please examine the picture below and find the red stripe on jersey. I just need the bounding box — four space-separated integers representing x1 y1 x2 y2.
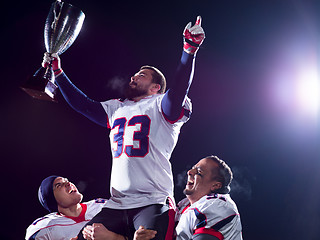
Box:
165 208 176 240
64 203 87 223
162 107 185 124
165 196 177 240
181 203 191 214
194 227 224 240
106 115 111 129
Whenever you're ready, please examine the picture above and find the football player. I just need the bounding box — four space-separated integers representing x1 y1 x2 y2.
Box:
104 156 243 240
175 156 243 240
25 176 111 240
42 16 205 240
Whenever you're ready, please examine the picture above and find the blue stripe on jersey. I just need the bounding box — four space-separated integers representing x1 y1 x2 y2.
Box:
211 214 236 231
194 208 207 228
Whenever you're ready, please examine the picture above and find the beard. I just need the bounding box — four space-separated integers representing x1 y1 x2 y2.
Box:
124 84 149 99
183 188 193 196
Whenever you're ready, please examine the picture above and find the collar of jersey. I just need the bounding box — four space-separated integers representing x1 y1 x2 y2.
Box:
63 203 87 223
126 94 159 102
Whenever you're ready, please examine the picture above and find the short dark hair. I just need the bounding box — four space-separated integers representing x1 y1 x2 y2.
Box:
140 65 166 94
206 155 233 194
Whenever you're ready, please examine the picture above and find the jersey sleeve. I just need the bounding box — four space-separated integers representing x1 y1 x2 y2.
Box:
195 197 238 230
83 198 108 219
161 94 192 124
33 228 51 240
27 231 38 240
25 221 51 240
192 196 239 240
176 195 242 240
100 99 123 129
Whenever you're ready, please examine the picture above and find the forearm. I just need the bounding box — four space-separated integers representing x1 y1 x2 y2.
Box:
55 73 108 127
162 51 195 121
172 50 195 98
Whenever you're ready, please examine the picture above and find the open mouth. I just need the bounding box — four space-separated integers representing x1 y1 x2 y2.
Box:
187 180 194 186
68 187 77 194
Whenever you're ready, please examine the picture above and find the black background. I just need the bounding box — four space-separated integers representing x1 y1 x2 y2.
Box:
1 0 320 239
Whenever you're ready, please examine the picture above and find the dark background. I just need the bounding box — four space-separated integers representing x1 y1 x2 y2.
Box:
1 0 320 239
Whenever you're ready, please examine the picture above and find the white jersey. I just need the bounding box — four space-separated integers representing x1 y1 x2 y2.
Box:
175 194 242 240
25 199 107 240
101 94 191 209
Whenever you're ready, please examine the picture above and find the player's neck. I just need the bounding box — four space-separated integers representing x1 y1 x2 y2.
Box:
187 195 202 205
131 93 154 102
58 203 82 217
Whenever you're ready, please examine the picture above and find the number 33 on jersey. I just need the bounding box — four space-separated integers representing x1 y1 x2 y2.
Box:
100 94 191 208
103 94 191 160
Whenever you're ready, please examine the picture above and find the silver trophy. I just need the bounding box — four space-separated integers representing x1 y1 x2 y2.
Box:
21 0 85 102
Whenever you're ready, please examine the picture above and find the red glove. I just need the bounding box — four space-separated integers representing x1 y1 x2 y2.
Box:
42 52 63 76
183 16 205 55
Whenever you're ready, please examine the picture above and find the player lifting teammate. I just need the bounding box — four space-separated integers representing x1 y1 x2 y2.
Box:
25 176 110 240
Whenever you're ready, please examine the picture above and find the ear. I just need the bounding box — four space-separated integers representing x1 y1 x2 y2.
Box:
210 182 222 192
150 83 161 94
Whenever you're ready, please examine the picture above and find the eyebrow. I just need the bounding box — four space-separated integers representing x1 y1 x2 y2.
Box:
192 166 203 171
53 178 68 188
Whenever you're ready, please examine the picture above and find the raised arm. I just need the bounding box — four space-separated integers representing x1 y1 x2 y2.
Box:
162 16 205 121
42 53 107 127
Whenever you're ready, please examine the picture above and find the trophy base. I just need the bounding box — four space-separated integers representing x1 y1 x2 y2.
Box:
21 67 58 103
21 81 58 102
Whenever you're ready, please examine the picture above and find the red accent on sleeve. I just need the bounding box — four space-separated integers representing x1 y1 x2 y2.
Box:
106 115 111 129
194 227 224 240
162 107 185 124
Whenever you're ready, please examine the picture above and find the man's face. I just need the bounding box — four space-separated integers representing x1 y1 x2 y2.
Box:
125 69 157 99
53 177 83 209
184 158 222 204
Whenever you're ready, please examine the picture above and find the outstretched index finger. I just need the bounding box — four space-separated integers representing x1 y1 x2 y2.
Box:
195 16 202 26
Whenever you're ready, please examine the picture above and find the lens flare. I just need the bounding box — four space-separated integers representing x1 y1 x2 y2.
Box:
295 65 320 117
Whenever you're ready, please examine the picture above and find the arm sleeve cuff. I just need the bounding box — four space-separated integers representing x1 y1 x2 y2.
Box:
194 228 224 240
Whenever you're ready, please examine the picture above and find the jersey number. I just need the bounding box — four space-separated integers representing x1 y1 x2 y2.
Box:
112 115 151 158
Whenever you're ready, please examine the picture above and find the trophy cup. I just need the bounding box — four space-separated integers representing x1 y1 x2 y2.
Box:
21 0 85 102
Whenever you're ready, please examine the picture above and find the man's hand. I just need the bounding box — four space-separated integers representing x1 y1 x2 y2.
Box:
183 16 205 55
82 223 126 240
133 226 157 240
42 52 63 76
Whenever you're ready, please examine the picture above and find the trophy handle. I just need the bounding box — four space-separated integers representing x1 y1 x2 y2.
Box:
50 0 63 42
